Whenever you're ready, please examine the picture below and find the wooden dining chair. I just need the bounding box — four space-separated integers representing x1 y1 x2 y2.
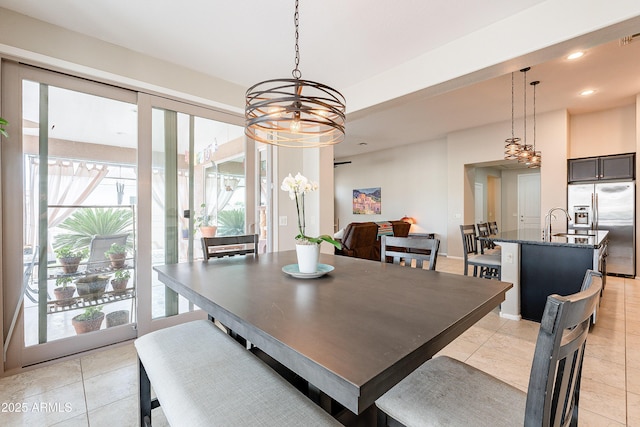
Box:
376 270 603 427
201 234 259 260
488 221 499 235
380 236 440 270
460 225 501 279
476 222 499 252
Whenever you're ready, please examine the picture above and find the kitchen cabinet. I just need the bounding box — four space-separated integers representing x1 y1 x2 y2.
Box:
568 153 635 182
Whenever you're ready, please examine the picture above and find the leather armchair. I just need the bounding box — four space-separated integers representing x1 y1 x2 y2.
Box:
335 220 412 261
334 222 379 260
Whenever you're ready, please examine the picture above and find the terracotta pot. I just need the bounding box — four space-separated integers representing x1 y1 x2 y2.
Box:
106 310 130 328
59 257 81 274
75 275 109 300
110 278 129 294
108 253 126 269
53 286 76 306
72 312 105 334
200 226 217 238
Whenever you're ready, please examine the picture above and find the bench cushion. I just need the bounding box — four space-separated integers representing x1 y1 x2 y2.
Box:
135 320 341 427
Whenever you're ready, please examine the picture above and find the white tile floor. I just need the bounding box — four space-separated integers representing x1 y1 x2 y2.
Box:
0 256 635 426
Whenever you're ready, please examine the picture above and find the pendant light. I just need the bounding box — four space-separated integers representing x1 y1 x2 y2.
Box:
245 0 346 148
517 67 534 163
527 80 542 168
504 72 521 160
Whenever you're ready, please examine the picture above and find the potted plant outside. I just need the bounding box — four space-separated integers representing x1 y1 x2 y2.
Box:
110 269 131 294
106 310 130 328
54 247 88 274
0 117 8 138
53 276 76 306
104 243 127 269
75 274 110 300
71 306 104 334
196 203 217 237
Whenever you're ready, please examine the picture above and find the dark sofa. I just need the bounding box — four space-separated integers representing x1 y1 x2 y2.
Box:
335 220 411 261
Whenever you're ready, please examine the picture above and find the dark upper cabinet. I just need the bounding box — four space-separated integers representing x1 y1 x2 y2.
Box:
568 153 635 182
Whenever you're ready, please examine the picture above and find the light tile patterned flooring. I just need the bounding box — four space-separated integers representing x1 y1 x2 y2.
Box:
0 256 636 426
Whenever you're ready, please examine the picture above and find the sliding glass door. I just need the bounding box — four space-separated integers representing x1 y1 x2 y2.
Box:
2 63 138 367
2 63 255 368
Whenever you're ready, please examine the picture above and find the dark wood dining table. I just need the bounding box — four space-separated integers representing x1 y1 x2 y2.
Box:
154 250 512 417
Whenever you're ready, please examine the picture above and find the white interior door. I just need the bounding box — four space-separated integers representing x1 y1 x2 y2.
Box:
475 182 484 224
517 173 541 231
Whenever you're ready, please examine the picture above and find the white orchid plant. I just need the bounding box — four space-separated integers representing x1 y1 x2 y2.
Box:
281 173 341 249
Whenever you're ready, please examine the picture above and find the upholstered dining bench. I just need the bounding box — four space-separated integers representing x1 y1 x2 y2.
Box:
135 319 342 427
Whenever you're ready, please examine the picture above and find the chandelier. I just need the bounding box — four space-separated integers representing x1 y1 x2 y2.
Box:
245 0 346 148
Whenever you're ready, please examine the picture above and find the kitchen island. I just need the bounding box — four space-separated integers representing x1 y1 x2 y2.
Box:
481 228 608 322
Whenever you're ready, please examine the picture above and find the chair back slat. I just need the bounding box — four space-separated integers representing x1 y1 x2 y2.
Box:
524 270 602 427
460 225 478 258
201 234 259 260
488 221 499 235
381 236 440 270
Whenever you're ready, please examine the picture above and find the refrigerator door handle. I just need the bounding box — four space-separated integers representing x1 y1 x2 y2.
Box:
595 193 599 230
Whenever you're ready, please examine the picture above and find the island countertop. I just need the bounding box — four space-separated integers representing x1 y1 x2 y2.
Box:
483 228 608 249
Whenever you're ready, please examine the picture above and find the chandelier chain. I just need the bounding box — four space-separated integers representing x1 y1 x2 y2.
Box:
292 0 301 79
523 68 527 144
511 72 515 139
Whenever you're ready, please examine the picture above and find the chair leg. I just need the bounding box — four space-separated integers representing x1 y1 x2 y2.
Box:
376 409 388 427
139 358 152 427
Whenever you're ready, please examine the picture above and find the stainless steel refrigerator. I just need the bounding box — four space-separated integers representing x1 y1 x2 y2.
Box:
568 181 635 276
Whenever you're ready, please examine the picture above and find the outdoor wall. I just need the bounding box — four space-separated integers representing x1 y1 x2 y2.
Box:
334 139 448 253
569 103 636 158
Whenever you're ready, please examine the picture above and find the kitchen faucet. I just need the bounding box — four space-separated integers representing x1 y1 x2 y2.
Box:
544 207 572 240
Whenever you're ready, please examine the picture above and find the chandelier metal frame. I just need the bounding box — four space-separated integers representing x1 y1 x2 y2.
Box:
245 0 346 148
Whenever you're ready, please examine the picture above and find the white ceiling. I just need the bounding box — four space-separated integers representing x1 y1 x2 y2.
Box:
1 0 639 159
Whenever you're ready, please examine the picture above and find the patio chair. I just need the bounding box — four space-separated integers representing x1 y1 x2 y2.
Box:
86 234 129 272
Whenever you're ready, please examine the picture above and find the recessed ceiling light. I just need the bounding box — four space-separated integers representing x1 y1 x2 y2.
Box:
567 51 584 60
580 89 595 96
358 142 368 146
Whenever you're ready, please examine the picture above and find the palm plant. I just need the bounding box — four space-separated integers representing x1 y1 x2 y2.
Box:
216 208 245 236
53 207 133 252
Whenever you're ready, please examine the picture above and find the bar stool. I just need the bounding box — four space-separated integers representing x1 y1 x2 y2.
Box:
460 224 501 280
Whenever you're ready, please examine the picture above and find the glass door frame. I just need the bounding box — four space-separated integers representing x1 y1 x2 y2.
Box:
136 93 254 335
2 62 139 369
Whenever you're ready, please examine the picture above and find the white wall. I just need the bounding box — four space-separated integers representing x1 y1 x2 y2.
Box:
570 104 636 158
0 8 245 113
275 146 335 254
334 139 449 252
448 109 568 258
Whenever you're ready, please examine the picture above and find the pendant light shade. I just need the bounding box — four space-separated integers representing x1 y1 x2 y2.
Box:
245 0 346 148
504 72 521 160
517 67 533 164
527 80 542 168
